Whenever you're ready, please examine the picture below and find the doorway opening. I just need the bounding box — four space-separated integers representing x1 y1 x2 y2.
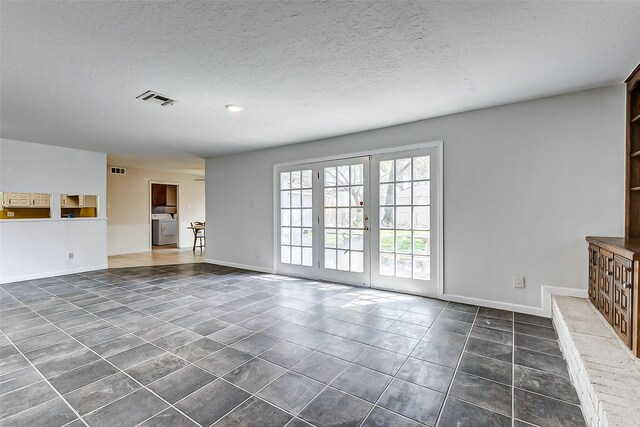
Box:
150 183 179 251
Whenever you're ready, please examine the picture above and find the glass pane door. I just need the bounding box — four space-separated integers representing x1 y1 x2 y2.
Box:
276 148 439 295
277 167 315 277
371 147 439 297
319 157 370 286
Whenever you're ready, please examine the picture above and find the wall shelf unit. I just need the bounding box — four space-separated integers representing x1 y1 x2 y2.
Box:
627 64 640 238
586 64 640 357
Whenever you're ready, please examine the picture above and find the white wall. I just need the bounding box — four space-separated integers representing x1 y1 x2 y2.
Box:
205 85 626 313
107 167 205 255
0 139 108 283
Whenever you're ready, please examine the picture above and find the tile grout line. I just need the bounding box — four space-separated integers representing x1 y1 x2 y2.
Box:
6 276 450 425
1 284 207 427
3 271 370 427
3 267 582 427
432 304 480 427
252 297 430 426
250 296 437 426
91 278 443 426
354 300 451 427
252 298 435 425
0 328 89 426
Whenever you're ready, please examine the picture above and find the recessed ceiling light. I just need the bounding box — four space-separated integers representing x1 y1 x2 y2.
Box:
225 104 243 112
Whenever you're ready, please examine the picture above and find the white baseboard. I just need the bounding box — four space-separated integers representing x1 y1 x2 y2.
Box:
442 293 547 317
204 259 275 274
444 285 588 318
0 264 109 285
108 249 151 256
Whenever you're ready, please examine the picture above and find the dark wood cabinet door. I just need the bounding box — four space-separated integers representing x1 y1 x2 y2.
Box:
613 255 633 346
588 245 599 307
598 249 614 323
152 184 166 206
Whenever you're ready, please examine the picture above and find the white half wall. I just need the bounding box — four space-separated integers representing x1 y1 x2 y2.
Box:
106 166 205 255
0 139 108 283
205 85 625 312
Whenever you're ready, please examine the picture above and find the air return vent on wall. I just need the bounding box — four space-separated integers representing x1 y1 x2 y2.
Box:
110 167 126 175
136 90 176 106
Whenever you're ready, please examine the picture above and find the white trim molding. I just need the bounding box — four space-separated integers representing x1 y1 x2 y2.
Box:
444 285 588 318
442 293 547 317
205 258 275 274
0 264 109 285
541 286 588 316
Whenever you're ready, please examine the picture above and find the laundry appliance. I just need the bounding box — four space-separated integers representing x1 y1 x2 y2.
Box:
152 213 177 245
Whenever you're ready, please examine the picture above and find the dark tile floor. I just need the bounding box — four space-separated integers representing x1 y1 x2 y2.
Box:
0 264 587 427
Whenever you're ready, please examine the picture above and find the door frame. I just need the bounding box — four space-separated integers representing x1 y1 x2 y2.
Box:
272 140 444 298
148 181 180 251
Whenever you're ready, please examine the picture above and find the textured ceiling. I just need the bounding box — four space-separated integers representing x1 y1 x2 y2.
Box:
1 1 640 166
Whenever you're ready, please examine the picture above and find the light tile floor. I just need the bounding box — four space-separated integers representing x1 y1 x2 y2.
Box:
0 264 586 427
108 248 204 268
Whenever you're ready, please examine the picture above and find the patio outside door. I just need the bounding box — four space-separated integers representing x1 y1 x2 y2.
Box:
370 148 439 297
276 145 440 298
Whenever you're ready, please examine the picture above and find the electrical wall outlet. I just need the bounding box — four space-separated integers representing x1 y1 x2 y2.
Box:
68 253 74 259
6 211 14 217
513 275 525 288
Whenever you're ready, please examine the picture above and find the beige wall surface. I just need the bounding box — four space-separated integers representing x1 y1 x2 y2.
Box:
107 166 205 255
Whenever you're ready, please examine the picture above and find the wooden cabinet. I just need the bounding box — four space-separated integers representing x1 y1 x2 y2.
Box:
31 193 50 207
588 244 599 306
5 192 29 207
586 236 640 356
60 194 79 207
597 248 614 323
2 192 50 208
613 255 633 346
152 185 166 206
626 64 640 238
61 194 97 208
152 184 177 207
166 185 177 206
79 195 97 208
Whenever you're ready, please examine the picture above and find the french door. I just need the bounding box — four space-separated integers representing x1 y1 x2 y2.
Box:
276 146 440 297
319 157 371 285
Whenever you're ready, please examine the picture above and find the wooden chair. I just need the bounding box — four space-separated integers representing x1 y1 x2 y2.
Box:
191 221 205 253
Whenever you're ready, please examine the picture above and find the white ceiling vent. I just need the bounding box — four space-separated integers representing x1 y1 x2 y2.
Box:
110 166 126 175
136 90 176 106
